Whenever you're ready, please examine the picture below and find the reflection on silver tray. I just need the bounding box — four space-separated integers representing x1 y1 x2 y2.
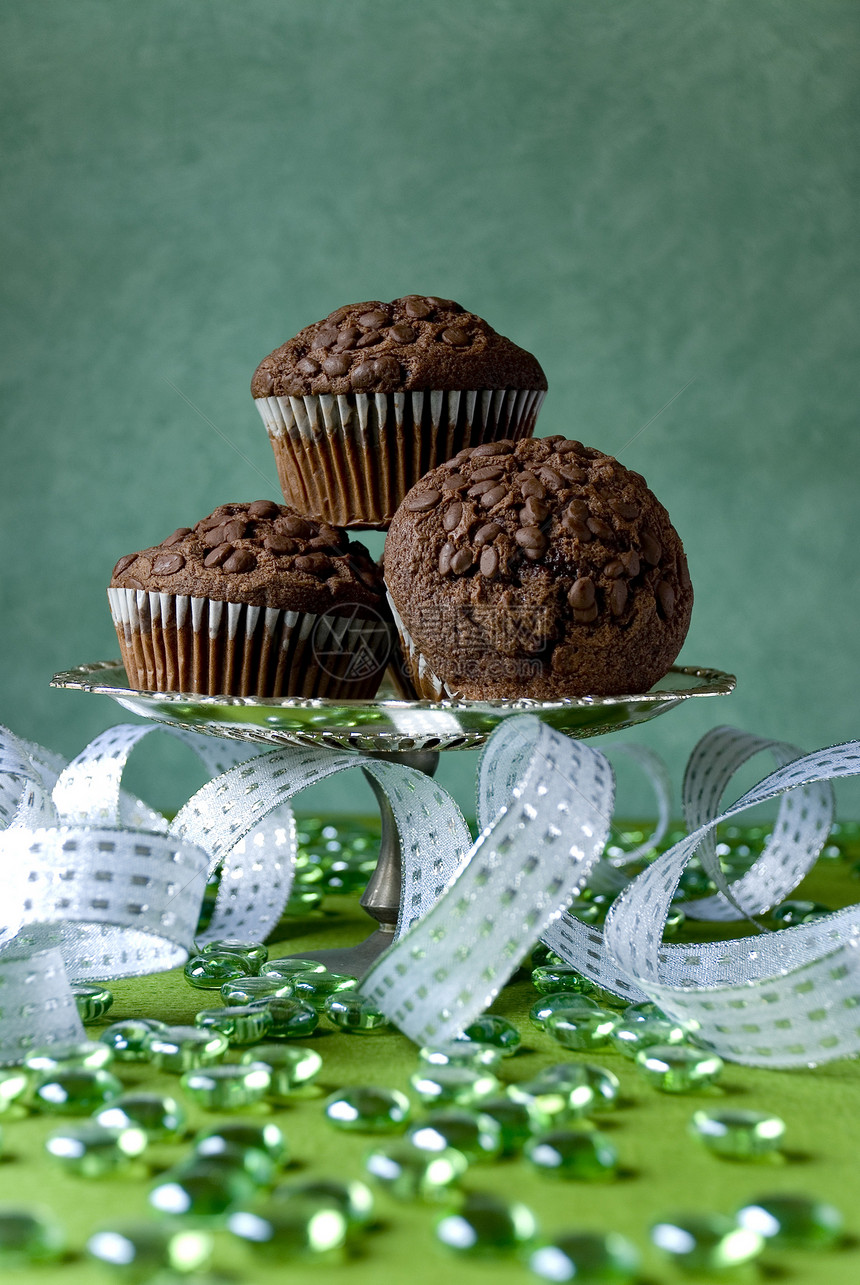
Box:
52 661 736 754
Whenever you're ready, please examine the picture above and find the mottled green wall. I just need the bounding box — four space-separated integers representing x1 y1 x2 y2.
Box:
2 1 858 817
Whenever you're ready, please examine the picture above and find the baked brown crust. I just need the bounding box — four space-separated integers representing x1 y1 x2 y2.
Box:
383 437 693 698
251 296 547 398
110 501 385 615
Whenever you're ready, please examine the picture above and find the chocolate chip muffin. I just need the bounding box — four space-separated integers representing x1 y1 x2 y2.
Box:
252 296 547 528
109 501 391 698
383 438 692 699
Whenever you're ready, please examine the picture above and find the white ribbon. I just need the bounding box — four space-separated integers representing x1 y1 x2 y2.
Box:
1 716 859 1069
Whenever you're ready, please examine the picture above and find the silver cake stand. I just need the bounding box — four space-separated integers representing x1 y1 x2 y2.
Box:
52 662 735 975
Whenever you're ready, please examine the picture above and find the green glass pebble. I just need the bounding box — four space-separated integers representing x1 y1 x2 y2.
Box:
545 1008 616 1051
45 1122 148 1176
0 1209 65 1266
25 1039 115 1074
622 1000 667 1023
192 1120 288 1168
220 976 294 1005
770 899 831 927
663 905 686 937
33 1067 123 1115
242 1044 322 1099
690 1108 786 1159
460 1015 521 1055
609 1016 688 1059
651 1213 763 1272
186 1142 275 1188
198 939 268 970
246 996 320 1039
260 957 327 978
324 992 392 1033
184 953 253 990
531 944 566 968
146 1026 229 1072
227 1200 348 1260
418 1040 503 1070
0 1066 31 1111
94 1092 187 1141
507 1076 595 1124
87 1222 212 1278
528 1063 621 1112
72 984 114 1023
407 1109 503 1163
532 965 596 995
410 1065 501 1108
526 1129 618 1181
475 1096 551 1156
529 1231 641 1283
150 1164 256 1220
635 1044 724 1093
283 886 324 914
324 1085 411 1132
364 1142 468 1201
529 993 600 1030
194 1005 273 1045
100 1019 168 1061
290 971 359 1008
735 1193 844 1248
180 1062 271 1111
435 1191 538 1255
272 1178 375 1228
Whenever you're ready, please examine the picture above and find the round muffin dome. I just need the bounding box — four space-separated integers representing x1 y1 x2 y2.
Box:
384 437 693 699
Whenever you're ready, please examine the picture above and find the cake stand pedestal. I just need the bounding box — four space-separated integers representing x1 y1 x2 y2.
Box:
51 662 735 977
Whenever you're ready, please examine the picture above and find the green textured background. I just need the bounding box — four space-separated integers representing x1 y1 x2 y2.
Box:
1 0 859 821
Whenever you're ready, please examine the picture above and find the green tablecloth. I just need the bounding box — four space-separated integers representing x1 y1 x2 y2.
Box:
3 845 860 1284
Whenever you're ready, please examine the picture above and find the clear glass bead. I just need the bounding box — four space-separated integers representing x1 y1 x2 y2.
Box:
183 954 253 990
149 1164 256 1219
271 1178 375 1228
99 1019 168 1062
198 939 267 971
226 1200 348 1259
324 992 391 1034
242 1044 322 1099
545 1008 616 1051
407 1109 503 1163
94 1092 187 1141
651 1213 763 1271
529 993 600 1030
32 1067 123 1115
435 1192 537 1255
418 1041 503 1070
474 1095 551 1156
0 1066 31 1112
220 976 294 1006
86 1223 212 1275
528 1063 621 1112
194 1005 273 1046
192 1120 288 1168
609 1016 688 1059
45 1122 147 1176
260 958 327 979
459 1015 521 1055
72 984 114 1023
531 965 595 995
529 1231 640 1283
180 1062 271 1111
246 997 319 1039
690 1108 786 1159
324 1085 411 1133
364 1142 467 1201
507 1076 595 1125
735 1193 844 1248
409 1066 501 1108
290 972 359 1009
146 1026 229 1073
0 1209 65 1266
635 1044 724 1093
25 1040 114 1075
526 1129 618 1181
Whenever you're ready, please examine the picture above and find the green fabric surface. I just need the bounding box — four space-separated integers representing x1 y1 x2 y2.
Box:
3 850 860 1283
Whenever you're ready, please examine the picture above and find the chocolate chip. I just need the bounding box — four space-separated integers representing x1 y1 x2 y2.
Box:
470 465 505 482
113 554 138 577
481 485 507 509
201 526 229 548
325 306 352 325
657 581 675 618
276 515 312 538
561 513 593 541
474 522 501 546
443 501 463 531
621 550 641 577
317 524 348 550
297 357 321 376
152 553 185 575
556 464 587 484
610 580 628 616
519 475 546 500
641 530 663 565
610 498 640 520
322 354 351 377
335 327 361 350
522 497 549 524
123 577 144 591
223 550 257 574
356 330 382 348
220 520 248 543
604 560 624 578
568 578 595 609
438 542 455 575
198 512 229 531
314 327 339 349
515 526 549 559
162 527 191 548
442 473 469 491
388 323 416 343
248 500 281 520
473 440 514 457
405 489 442 512
403 297 433 319
441 327 470 346
294 553 332 577
467 479 498 498
555 440 585 455
426 296 461 310
480 547 500 578
263 535 297 555
204 543 234 567
587 517 614 540
679 554 691 589
573 605 599 624
567 499 589 520
257 370 275 396
450 547 474 575
359 309 390 328
539 466 565 490
370 356 400 381
349 362 374 388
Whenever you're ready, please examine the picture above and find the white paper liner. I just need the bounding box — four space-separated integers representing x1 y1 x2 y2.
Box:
254 387 546 527
386 590 461 701
108 588 390 698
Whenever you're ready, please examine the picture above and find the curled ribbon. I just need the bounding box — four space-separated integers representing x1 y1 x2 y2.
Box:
1 716 859 1069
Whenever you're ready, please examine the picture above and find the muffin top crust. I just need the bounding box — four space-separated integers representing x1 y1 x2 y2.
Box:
110 501 386 615
251 296 547 398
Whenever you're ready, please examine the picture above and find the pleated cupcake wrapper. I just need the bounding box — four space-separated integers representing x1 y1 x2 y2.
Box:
255 387 546 528
108 587 390 699
386 591 461 702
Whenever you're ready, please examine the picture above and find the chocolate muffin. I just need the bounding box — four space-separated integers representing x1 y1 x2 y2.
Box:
383 438 692 699
109 501 391 697
252 296 547 528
